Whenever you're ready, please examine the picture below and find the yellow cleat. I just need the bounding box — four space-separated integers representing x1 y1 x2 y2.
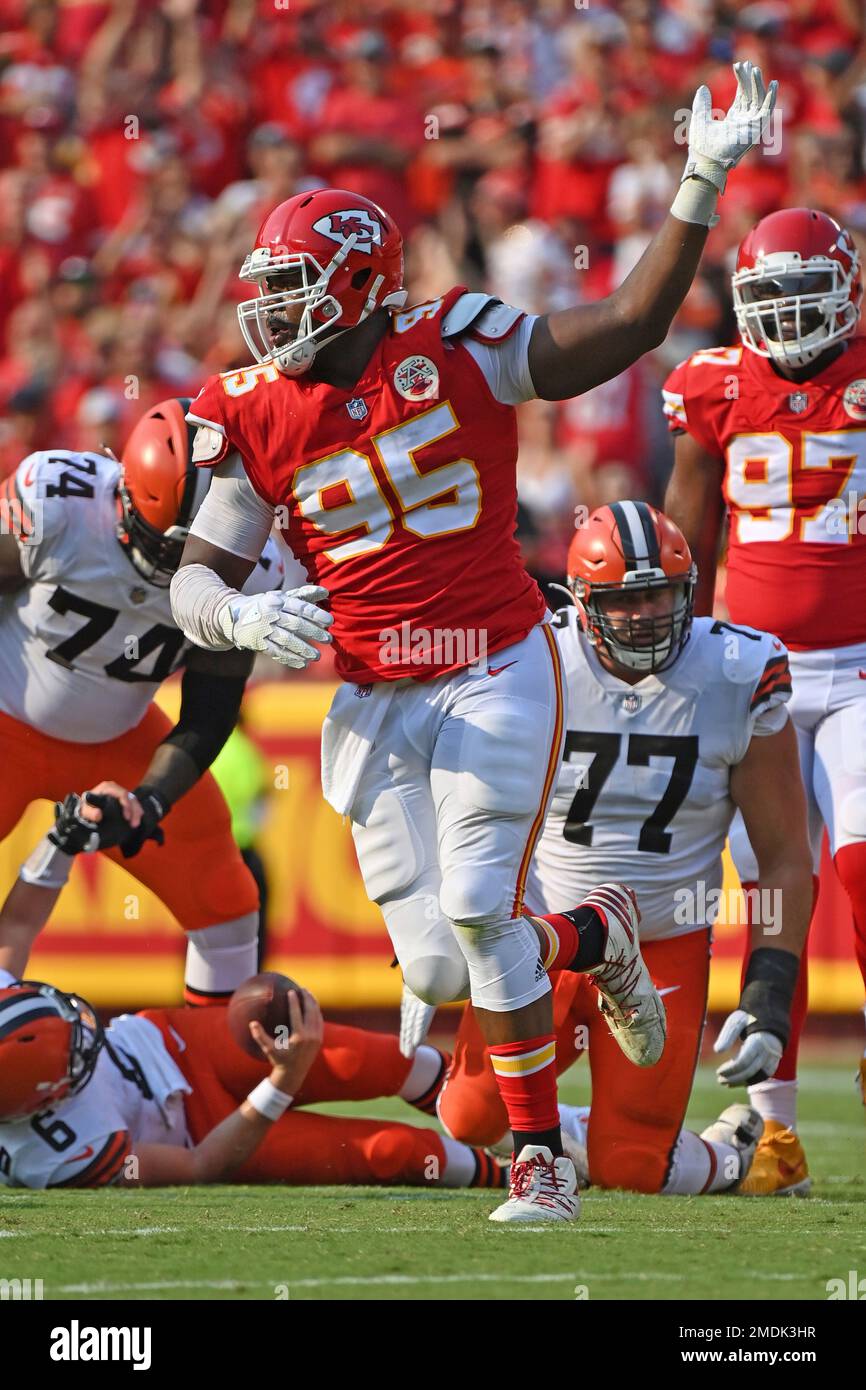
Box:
738 1119 811 1197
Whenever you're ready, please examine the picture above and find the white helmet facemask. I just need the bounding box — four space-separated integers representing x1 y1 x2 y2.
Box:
733 250 860 369
237 237 405 377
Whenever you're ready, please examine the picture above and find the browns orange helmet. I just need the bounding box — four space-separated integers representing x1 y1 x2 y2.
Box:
0 981 103 1122
237 188 407 376
733 208 862 369
567 501 696 673
117 397 210 587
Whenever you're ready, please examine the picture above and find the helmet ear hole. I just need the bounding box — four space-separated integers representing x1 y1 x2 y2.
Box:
351 268 372 290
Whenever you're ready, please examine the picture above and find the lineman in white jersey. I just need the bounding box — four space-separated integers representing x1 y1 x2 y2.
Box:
0 399 304 1003
438 502 813 1196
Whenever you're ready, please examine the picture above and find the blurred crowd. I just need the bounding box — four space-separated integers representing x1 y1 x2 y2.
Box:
2 0 866 582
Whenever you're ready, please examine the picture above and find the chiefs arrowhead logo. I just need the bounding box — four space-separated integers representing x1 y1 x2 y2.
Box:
313 209 383 254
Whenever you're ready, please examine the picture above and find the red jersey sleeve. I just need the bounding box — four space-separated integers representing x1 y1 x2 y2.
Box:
187 375 232 467
661 349 740 458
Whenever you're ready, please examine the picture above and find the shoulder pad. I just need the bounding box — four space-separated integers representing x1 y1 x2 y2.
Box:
702 619 784 687
441 293 524 343
550 605 579 632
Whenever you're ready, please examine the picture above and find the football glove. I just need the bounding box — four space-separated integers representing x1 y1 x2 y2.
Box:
51 787 167 859
714 1010 783 1087
218 585 333 670
399 983 437 1059
714 946 798 1087
49 793 103 855
683 60 777 194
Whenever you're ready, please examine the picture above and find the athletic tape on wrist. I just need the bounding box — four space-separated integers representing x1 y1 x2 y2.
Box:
246 1078 293 1121
19 835 75 890
670 177 720 228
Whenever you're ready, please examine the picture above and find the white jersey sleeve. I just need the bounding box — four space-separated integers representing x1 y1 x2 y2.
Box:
0 448 284 742
187 451 277 563
441 294 539 405
10 450 103 580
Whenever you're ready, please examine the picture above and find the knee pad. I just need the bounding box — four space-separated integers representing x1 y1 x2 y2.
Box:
439 865 509 927
403 954 470 1006
437 1081 505 1149
364 1126 424 1183
591 1139 668 1194
185 912 259 1000
452 914 550 1013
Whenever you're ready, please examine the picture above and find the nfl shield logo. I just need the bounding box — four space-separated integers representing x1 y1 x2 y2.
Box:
347 398 368 421
788 391 809 414
621 692 642 715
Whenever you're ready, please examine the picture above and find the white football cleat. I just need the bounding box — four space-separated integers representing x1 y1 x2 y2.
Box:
398 983 437 1058
700 1103 765 1188
582 883 666 1067
488 1145 579 1224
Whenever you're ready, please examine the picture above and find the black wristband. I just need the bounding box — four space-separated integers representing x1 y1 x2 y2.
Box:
740 947 800 1049
133 785 170 821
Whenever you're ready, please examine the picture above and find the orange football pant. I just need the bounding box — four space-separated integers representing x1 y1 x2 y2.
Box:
438 928 711 1193
0 705 258 934
145 1005 447 1186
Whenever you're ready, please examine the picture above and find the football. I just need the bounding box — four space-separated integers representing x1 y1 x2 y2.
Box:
227 972 304 1059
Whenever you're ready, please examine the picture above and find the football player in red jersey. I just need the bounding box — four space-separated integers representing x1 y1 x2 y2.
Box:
170 64 776 1222
664 206 866 1193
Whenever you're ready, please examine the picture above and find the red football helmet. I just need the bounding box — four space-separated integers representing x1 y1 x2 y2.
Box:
237 188 407 376
567 502 696 673
0 981 103 1122
117 397 210 587
733 208 862 369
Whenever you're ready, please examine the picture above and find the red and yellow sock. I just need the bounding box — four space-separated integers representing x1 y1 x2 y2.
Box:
487 1033 560 1152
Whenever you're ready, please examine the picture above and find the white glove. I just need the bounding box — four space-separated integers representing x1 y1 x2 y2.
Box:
218 585 333 669
683 60 777 194
399 983 437 1059
713 1008 783 1087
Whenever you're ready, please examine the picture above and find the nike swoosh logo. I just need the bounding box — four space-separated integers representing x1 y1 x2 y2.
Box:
657 986 681 997
22 461 37 487
63 1145 94 1165
779 1159 802 1178
488 661 518 677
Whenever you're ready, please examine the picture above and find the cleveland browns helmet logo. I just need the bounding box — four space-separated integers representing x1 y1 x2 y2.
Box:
313 209 384 253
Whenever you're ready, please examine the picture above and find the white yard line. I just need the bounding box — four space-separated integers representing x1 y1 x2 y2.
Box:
57 1268 813 1295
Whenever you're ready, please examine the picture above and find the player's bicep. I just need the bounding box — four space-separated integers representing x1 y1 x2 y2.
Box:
730 719 809 870
46 1129 132 1189
664 431 725 544
120 1142 197 1188
664 431 725 615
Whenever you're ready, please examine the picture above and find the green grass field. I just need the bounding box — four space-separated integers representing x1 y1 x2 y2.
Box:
2 1055 864 1302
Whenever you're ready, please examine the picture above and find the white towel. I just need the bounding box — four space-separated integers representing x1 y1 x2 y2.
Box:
321 681 397 817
